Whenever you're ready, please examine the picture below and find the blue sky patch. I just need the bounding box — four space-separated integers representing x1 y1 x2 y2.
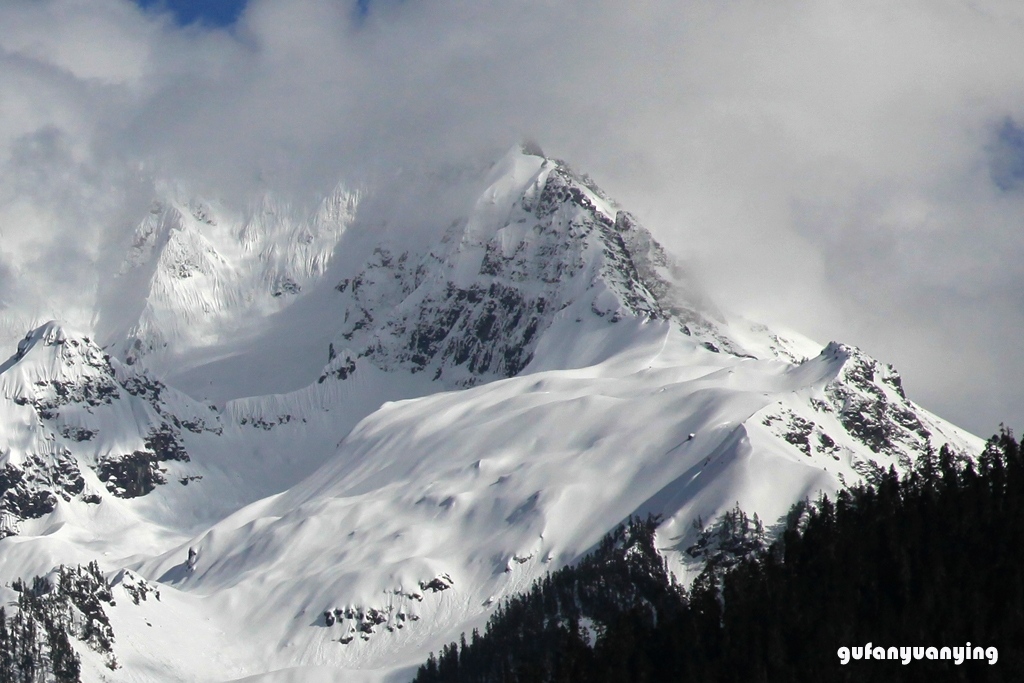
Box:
135 0 249 27
990 117 1024 192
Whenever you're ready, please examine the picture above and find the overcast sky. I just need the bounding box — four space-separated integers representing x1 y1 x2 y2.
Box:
1 0 1023 437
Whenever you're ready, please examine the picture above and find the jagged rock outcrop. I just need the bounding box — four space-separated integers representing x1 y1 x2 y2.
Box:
321 148 756 388
0 322 215 533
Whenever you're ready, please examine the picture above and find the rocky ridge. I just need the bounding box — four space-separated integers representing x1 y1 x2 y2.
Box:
314 148 780 396
0 322 215 535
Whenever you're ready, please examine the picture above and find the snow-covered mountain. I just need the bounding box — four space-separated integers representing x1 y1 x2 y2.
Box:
0 145 982 682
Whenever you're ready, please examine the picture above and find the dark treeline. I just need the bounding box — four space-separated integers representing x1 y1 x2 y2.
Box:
414 429 1024 682
0 562 117 683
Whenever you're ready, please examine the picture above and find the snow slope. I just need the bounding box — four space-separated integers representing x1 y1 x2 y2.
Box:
96 185 360 401
0 145 983 682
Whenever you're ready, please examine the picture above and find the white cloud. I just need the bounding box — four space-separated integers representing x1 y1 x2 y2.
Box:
1 0 1024 435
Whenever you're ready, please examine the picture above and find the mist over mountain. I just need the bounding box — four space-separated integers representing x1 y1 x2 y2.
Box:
2 0 1024 435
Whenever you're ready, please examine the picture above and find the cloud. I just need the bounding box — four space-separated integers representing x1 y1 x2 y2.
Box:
1 0 1024 435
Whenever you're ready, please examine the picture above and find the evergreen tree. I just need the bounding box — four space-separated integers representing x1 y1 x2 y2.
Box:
413 430 1024 682
0 607 12 682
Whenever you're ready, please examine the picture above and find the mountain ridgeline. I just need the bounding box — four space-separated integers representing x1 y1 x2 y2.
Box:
414 429 1024 682
0 145 989 681
314 149 755 388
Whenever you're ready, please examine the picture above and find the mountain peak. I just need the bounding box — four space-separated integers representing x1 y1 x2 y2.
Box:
322 147 707 385
519 139 546 157
1 321 105 383
14 320 73 358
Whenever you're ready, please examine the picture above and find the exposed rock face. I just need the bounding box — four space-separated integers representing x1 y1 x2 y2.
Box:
0 454 82 533
323 151 746 387
820 343 932 463
753 341 954 486
95 423 191 499
0 322 215 533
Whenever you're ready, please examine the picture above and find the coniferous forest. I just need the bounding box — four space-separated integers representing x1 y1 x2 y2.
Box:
413 429 1024 682
0 562 117 682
